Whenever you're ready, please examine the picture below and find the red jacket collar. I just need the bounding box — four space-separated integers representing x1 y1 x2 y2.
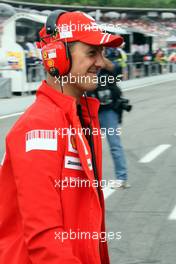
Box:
37 80 100 118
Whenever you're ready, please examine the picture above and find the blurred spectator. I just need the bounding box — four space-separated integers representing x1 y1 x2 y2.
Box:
88 48 131 189
168 51 176 63
143 51 153 76
105 45 128 80
154 49 167 74
168 51 176 72
116 46 128 80
132 51 143 78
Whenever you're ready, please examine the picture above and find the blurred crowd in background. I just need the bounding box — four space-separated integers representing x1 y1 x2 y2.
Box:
1 2 176 83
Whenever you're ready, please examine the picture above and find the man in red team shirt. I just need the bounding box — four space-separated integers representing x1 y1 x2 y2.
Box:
0 10 123 264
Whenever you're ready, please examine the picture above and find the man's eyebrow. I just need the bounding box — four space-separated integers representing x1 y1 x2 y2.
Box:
99 46 104 51
87 46 103 52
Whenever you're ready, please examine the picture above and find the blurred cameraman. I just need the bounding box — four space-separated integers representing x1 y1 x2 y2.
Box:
88 47 132 189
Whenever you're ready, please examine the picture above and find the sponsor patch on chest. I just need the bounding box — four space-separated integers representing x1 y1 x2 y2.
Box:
64 156 83 170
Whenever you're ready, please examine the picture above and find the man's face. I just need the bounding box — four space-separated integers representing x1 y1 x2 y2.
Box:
68 42 105 92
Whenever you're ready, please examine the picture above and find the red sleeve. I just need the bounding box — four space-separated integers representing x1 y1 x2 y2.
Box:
7 116 81 264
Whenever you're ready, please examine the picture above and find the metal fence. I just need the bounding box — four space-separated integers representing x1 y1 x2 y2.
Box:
1 62 176 96
26 62 176 82
126 62 176 80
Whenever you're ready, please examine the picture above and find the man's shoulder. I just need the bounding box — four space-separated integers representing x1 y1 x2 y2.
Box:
7 97 66 139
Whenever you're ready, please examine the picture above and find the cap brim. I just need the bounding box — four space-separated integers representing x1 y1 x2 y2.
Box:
78 31 124 48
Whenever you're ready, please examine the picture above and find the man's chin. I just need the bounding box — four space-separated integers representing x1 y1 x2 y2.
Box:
76 83 97 92
85 84 97 92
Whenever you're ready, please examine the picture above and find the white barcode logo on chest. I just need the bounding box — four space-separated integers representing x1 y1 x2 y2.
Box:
26 129 58 152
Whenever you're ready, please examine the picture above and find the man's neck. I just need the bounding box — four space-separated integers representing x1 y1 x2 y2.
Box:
46 74 83 103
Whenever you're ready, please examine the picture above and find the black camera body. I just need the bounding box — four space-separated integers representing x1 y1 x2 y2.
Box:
113 97 133 123
114 97 132 113
118 98 132 112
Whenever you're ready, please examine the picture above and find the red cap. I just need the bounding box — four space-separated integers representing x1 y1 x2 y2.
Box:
37 11 124 48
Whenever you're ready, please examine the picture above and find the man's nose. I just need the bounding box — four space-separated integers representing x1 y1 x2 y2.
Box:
95 52 106 69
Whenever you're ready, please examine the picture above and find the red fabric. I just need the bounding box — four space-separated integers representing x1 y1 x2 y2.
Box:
0 81 110 264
